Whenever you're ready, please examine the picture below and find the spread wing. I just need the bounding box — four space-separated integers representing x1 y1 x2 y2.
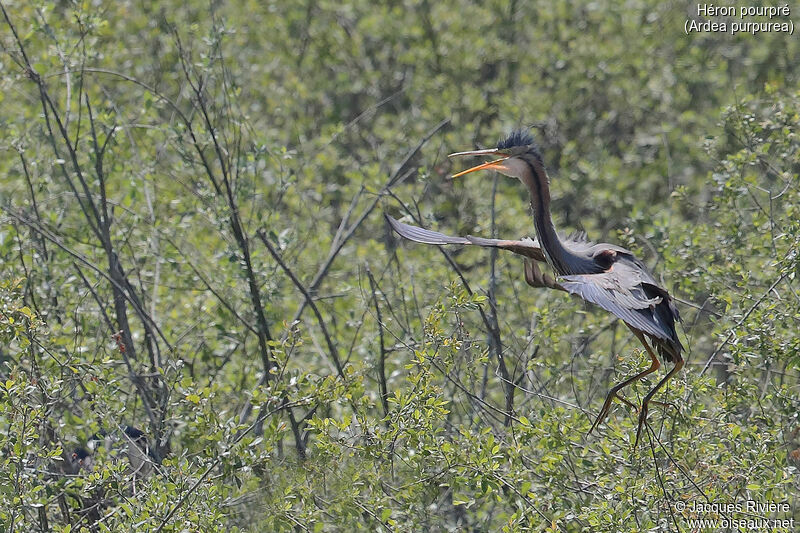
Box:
387 214 682 359
386 215 545 261
558 255 682 358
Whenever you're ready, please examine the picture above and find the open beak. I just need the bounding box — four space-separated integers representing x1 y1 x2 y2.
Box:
448 148 510 178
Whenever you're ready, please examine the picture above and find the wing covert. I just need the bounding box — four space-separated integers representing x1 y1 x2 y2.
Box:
559 270 669 341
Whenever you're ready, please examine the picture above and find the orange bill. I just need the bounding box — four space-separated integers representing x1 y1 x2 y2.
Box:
451 157 510 179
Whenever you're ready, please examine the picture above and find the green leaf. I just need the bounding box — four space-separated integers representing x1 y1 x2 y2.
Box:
186 394 201 404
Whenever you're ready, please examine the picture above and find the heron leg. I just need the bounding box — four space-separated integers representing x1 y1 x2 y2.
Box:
607 394 675 412
588 330 660 435
523 259 564 291
634 356 684 449
621 331 677 413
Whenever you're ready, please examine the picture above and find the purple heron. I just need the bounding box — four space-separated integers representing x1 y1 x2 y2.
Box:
388 130 683 447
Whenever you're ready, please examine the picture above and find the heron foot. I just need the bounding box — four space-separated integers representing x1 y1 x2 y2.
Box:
633 399 681 448
589 393 677 439
588 390 637 435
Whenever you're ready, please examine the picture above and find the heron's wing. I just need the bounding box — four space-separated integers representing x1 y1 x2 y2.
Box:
464 235 544 260
387 215 470 245
558 259 671 341
562 238 633 257
386 215 545 261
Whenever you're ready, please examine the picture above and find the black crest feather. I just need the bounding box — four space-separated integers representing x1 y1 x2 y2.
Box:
497 129 541 162
497 129 534 150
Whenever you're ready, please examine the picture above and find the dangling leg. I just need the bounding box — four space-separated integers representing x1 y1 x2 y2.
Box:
634 356 684 449
588 329 660 435
624 331 678 411
523 259 564 291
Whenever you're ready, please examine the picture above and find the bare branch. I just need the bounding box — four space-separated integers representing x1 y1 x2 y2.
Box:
365 267 390 419
257 230 345 379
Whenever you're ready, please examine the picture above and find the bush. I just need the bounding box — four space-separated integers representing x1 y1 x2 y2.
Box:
0 1 797 530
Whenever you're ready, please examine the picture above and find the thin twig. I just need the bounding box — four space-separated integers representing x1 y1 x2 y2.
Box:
6 210 172 349
154 400 307 532
238 120 450 425
699 273 787 376
257 230 345 379
366 267 390 419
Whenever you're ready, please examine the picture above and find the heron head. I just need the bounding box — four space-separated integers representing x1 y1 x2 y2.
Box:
449 129 542 180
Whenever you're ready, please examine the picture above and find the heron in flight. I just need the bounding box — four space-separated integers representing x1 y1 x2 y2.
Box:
388 130 683 447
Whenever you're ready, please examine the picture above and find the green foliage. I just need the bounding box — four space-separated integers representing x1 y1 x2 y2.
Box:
0 0 798 530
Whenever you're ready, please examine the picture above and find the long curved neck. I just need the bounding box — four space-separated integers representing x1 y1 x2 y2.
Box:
518 155 596 275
